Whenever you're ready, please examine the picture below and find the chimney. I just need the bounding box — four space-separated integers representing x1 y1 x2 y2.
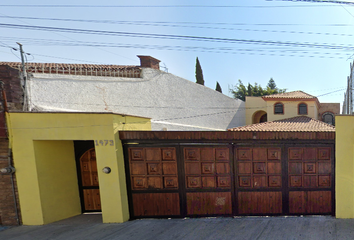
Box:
137 55 160 70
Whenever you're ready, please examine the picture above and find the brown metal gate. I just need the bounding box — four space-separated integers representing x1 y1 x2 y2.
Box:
122 133 334 219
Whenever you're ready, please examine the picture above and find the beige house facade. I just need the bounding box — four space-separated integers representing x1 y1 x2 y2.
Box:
245 91 339 126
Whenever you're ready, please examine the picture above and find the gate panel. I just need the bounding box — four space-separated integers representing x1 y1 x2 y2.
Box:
132 193 180 216
236 147 282 189
289 191 331 214
238 192 282 214
183 146 233 217
186 192 232 215
127 147 181 218
235 147 283 215
287 147 333 215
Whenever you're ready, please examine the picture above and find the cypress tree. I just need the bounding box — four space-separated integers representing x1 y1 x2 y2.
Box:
216 82 222 93
195 57 204 85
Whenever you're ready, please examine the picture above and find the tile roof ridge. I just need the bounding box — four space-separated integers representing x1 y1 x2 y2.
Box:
273 116 312 122
262 90 316 99
273 116 334 126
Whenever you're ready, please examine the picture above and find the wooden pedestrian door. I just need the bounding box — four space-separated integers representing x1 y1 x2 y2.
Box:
124 144 334 218
79 148 101 212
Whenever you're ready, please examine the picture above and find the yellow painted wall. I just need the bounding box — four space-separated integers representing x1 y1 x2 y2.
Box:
335 115 354 218
7 112 151 225
245 96 267 125
33 140 81 224
108 115 150 222
245 96 320 124
312 102 319 120
266 101 318 122
95 115 150 223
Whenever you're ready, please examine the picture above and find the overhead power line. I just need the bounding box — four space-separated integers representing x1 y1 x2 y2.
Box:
0 11 139 64
0 4 339 8
0 35 351 51
1 15 354 26
0 36 350 59
0 23 353 51
274 0 354 5
1 15 353 37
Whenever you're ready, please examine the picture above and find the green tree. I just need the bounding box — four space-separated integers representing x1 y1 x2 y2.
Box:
215 82 222 93
263 78 286 95
247 83 253 97
230 78 286 101
195 57 204 85
267 78 276 89
231 80 247 101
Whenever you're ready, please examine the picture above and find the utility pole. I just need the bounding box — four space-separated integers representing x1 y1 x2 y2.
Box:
350 62 354 114
345 77 350 114
16 42 28 111
349 70 353 115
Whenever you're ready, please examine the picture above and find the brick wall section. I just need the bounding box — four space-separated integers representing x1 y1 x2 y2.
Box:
137 55 160 70
0 65 23 225
0 160 21 225
0 138 21 225
319 103 340 116
0 112 7 138
0 65 23 109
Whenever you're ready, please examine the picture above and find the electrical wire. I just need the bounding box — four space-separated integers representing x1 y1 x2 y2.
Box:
0 23 353 51
0 4 340 8
0 36 350 57
1 15 353 37
273 0 354 5
0 12 139 64
0 41 351 60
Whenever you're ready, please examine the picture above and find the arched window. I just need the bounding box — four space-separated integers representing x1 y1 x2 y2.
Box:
298 103 308 115
322 112 335 125
274 103 284 114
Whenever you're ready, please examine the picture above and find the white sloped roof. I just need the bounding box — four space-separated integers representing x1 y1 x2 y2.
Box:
28 68 245 131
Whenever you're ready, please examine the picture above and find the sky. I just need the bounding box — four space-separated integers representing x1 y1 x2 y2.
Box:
0 0 354 107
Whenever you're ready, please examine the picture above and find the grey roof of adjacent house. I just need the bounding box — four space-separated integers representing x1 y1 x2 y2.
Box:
19 64 244 131
228 116 335 132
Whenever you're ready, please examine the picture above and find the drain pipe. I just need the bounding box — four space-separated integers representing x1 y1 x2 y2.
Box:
0 82 20 225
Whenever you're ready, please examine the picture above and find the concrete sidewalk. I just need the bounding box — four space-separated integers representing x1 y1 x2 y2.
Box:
1 214 354 240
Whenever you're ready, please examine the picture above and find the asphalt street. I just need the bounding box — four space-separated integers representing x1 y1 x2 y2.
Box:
1 214 354 240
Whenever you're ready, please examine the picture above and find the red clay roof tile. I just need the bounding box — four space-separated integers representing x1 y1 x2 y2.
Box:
262 91 316 99
0 62 141 78
228 116 335 132
0 62 140 70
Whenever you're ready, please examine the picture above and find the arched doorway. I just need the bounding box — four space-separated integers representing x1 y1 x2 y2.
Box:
252 110 267 124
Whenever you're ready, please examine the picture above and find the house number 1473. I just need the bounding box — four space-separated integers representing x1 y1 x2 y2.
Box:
95 140 114 146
